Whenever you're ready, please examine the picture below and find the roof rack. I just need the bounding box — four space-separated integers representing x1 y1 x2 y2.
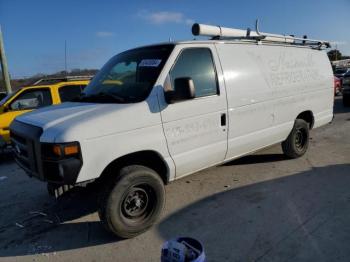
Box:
192 20 330 49
33 75 94 85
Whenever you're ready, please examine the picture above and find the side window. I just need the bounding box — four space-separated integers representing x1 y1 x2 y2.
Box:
170 48 218 98
59 85 84 102
10 89 52 111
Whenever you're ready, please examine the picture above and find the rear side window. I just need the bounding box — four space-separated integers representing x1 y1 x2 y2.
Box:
59 85 85 102
170 48 218 97
9 89 52 111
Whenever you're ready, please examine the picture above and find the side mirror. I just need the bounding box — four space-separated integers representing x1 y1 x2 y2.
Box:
165 77 195 104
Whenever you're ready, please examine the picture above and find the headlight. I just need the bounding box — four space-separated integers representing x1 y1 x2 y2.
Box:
42 142 81 159
41 142 83 184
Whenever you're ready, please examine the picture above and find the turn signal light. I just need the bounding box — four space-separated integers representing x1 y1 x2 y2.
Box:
64 145 79 156
52 143 80 157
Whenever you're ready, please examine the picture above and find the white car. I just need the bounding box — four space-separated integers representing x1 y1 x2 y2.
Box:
10 24 334 238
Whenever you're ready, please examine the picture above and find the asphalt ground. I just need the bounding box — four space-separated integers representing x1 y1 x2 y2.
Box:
0 96 349 262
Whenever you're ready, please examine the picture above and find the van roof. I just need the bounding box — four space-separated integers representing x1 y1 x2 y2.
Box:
135 39 324 51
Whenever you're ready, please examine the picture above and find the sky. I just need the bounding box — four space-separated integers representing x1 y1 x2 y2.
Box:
0 0 349 78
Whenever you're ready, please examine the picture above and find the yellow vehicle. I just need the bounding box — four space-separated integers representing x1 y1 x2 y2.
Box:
0 76 91 147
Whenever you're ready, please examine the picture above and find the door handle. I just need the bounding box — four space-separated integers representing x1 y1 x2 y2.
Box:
221 113 226 126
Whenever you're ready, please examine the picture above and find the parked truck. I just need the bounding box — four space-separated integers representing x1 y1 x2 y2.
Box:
0 76 90 149
10 23 334 238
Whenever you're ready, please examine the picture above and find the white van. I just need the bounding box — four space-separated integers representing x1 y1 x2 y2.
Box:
10 24 334 238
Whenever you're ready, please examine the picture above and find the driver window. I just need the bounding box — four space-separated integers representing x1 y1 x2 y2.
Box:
170 48 218 98
10 89 52 111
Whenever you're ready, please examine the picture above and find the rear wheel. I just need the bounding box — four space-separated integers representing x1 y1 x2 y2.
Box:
282 119 309 159
98 165 165 238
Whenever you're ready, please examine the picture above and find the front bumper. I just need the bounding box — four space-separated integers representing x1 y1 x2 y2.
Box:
10 120 82 185
0 127 11 146
42 157 82 184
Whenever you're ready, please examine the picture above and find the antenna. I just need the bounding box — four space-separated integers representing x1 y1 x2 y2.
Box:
64 40 67 75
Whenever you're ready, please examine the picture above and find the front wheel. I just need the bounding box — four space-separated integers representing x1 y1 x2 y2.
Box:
282 119 309 159
98 165 165 238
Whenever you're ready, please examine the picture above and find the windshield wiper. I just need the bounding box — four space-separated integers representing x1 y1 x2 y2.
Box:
100 92 126 102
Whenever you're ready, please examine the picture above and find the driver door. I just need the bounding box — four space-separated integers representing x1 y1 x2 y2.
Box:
159 45 228 178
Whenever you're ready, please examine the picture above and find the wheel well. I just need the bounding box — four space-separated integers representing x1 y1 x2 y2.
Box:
296 111 314 129
99 151 169 184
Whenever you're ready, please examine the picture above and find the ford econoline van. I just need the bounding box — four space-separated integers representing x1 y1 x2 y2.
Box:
10 24 334 238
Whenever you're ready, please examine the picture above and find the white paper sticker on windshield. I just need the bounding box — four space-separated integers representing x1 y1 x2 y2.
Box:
139 59 162 67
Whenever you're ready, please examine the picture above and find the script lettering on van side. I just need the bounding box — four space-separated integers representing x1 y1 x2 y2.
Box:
165 118 218 146
247 50 323 89
270 69 320 87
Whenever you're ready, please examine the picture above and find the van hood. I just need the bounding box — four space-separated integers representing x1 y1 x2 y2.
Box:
15 100 160 142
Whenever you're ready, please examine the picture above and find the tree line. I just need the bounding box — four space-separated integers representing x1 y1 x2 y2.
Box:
0 68 98 92
327 49 350 62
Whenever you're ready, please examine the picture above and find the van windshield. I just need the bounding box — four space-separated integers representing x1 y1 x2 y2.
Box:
80 44 174 103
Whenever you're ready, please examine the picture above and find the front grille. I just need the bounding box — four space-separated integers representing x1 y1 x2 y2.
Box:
10 120 43 179
11 133 36 172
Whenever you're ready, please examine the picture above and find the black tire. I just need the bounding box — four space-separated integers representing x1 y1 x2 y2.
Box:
282 119 309 159
343 95 350 107
98 165 165 238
